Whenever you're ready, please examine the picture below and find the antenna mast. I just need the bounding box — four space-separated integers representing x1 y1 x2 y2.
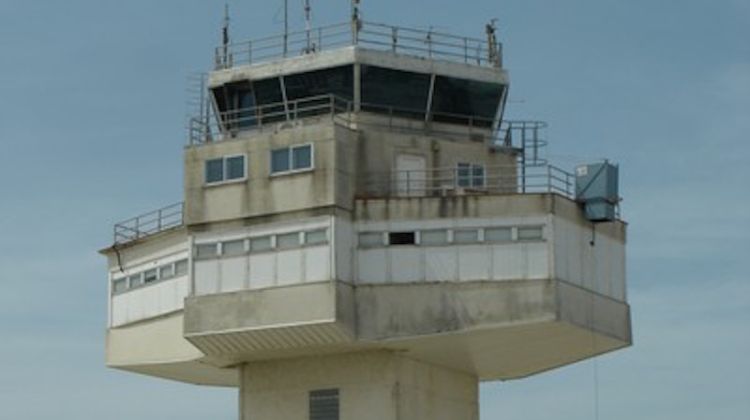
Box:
351 0 362 44
304 0 313 53
220 3 233 67
283 0 289 57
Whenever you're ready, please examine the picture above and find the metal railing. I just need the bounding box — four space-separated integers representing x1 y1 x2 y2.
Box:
360 163 575 199
114 202 184 245
215 20 501 70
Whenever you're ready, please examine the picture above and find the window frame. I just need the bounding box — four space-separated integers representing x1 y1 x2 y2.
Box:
456 162 486 189
270 143 315 176
204 154 248 186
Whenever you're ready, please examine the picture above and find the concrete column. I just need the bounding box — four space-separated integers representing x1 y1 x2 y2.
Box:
239 351 478 420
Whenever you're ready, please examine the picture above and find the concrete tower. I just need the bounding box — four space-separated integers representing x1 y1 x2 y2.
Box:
102 8 630 420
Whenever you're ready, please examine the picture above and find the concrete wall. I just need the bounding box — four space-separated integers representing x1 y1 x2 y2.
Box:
239 351 478 420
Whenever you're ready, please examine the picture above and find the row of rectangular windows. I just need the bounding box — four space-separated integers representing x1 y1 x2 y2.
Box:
112 259 189 295
205 144 314 185
195 228 329 259
358 226 544 248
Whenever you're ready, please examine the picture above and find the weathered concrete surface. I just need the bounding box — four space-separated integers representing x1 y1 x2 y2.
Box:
239 351 478 420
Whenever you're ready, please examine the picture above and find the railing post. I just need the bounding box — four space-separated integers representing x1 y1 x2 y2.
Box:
547 165 552 193
406 171 411 196
318 27 323 51
157 209 163 231
427 30 433 58
464 38 469 63
392 27 398 53
135 218 140 239
248 41 253 64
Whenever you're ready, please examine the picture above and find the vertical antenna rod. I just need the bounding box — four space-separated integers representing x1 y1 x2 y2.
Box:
283 0 289 57
221 3 232 67
304 0 312 53
486 19 501 68
351 0 362 45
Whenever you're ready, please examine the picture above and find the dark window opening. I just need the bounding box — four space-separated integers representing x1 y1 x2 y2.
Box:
361 65 430 119
309 389 339 420
389 231 416 246
431 76 504 127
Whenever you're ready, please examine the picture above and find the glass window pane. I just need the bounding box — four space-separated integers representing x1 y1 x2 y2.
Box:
284 65 353 101
277 232 300 250
420 229 448 246
305 229 328 245
292 145 312 170
128 274 143 288
431 76 505 125
226 156 245 180
271 149 290 173
196 243 217 259
472 165 485 187
159 264 174 279
205 158 224 183
254 78 285 125
175 260 188 276
453 229 479 244
223 239 246 256
361 65 430 119
250 236 273 252
457 163 471 187
388 232 416 246
144 269 158 283
359 232 383 248
113 278 128 294
518 226 544 241
485 227 512 243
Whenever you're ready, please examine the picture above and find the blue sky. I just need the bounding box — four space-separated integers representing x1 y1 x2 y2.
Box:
0 0 748 418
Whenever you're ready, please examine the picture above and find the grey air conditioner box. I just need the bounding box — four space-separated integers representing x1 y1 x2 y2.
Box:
575 162 619 222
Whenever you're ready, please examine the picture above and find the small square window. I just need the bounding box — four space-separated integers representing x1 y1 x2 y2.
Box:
144 269 158 283
518 226 544 241
222 239 246 256
310 389 339 420
196 243 217 259
389 231 416 246
292 145 312 170
271 149 290 173
159 264 174 280
205 158 224 183
485 227 512 243
472 165 485 187
113 278 128 294
128 274 143 288
420 229 448 246
304 229 328 245
457 163 485 188
250 236 273 252
226 156 246 180
277 232 301 250
453 229 480 244
175 260 188 276
359 232 384 248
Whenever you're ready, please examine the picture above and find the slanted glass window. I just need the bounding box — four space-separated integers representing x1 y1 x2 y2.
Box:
277 232 301 250
271 145 313 174
431 76 505 126
309 389 339 420
420 229 449 246
128 274 143 288
457 163 485 188
361 65 431 119
222 239 246 257
359 232 384 248
485 227 512 243
250 236 273 252
284 65 353 101
159 264 174 280
144 269 158 283
113 278 128 294
196 243 217 259
205 155 247 184
175 259 188 276
389 231 416 246
453 229 480 244
518 226 544 241
304 229 328 245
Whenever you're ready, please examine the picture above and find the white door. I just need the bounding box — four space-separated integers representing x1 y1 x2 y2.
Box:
395 154 426 197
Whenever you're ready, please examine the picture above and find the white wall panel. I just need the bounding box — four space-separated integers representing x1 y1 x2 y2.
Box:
277 250 303 286
111 276 188 327
305 246 330 282
458 246 490 281
358 249 388 283
424 248 457 282
221 256 247 293
194 260 219 296
250 254 276 289
389 248 422 283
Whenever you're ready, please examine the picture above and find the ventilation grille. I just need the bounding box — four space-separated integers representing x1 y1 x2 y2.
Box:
309 389 339 420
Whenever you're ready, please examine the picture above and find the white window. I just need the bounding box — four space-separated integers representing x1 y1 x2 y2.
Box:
420 229 449 246
304 229 328 245
271 144 313 174
485 227 512 243
128 273 143 288
518 226 544 241
175 259 188 276
195 243 218 259
222 239 246 256
453 229 480 244
159 264 174 280
359 232 384 248
205 154 247 184
276 232 301 250
112 278 128 294
250 236 273 252
457 163 485 188
144 269 158 284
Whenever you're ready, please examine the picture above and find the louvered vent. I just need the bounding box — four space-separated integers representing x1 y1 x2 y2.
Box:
309 389 339 420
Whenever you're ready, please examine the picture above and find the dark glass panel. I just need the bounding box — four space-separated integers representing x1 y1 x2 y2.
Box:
431 76 504 127
361 65 430 119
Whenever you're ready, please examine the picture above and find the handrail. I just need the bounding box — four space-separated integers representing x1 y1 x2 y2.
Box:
215 20 501 70
114 202 184 245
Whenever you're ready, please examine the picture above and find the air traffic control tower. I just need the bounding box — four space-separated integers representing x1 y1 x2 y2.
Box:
101 7 630 420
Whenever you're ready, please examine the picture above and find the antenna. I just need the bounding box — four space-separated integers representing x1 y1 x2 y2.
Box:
283 0 289 57
351 0 362 44
486 19 501 67
304 0 313 53
220 3 233 67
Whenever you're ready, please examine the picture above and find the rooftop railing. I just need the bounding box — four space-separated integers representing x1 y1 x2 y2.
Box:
215 20 502 70
113 202 184 245
360 163 575 200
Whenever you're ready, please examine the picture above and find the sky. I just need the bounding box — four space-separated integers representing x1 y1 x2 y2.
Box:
0 0 748 419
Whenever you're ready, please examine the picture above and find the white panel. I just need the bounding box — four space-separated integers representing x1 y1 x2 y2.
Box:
458 246 490 281
110 277 188 327
491 244 524 280
335 219 353 282
221 256 247 293
249 254 276 289
358 249 388 283
194 260 219 296
305 246 330 282
389 248 422 283
424 247 458 282
276 250 303 286
522 243 549 279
